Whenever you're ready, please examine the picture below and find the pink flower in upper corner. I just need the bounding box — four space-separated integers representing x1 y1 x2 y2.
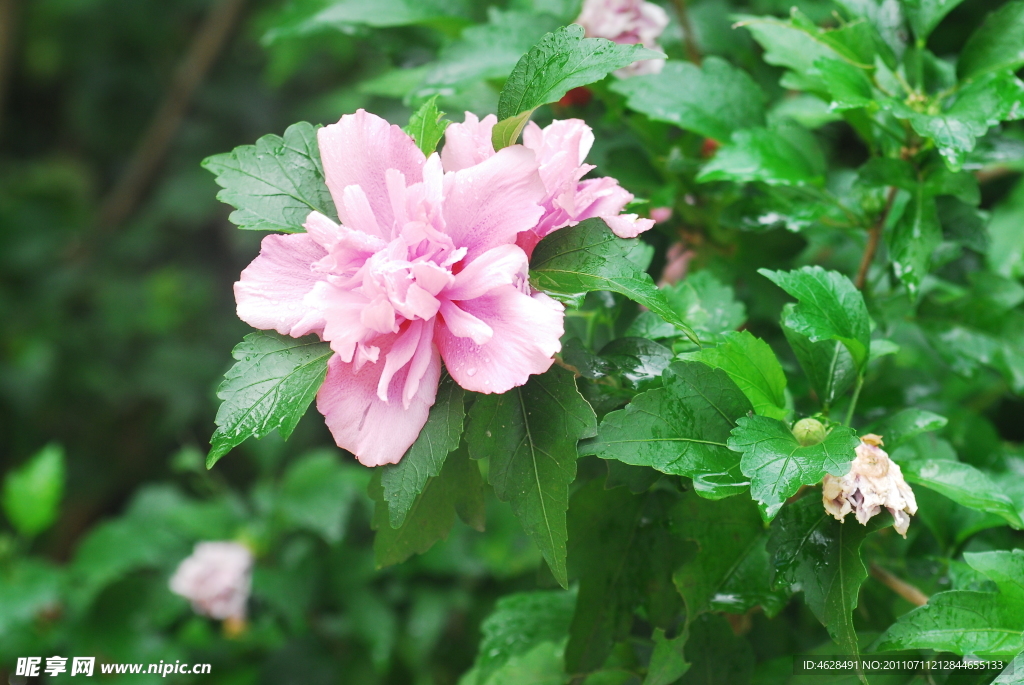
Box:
170 541 253 621
442 113 654 258
234 110 564 466
576 0 669 77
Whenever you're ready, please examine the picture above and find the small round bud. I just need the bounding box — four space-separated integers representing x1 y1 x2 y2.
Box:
792 418 827 447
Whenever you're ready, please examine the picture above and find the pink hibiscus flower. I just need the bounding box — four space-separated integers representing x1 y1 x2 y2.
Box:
442 114 654 257
234 110 564 466
576 0 669 77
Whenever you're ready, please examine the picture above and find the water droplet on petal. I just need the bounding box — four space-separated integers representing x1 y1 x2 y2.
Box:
466 367 477 377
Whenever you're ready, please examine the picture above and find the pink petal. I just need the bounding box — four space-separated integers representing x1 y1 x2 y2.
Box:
440 113 497 172
523 119 594 167
317 333 441 467
441 146 546 259
234 233 327 338
575 176 633 219
318 110 425 239
447 244 528 301
603 213 655 238
439 300 494 345
437 287 564 393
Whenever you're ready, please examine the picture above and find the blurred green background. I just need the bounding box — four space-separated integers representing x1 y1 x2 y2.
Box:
2 0 1023 683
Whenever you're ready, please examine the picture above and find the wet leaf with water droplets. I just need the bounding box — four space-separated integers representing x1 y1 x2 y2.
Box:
208 331 332 468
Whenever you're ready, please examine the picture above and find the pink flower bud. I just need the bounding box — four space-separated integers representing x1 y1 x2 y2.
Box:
170 541 253 620
822 434 918 537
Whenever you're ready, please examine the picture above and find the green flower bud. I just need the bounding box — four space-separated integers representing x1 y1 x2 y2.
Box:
792 418 827 447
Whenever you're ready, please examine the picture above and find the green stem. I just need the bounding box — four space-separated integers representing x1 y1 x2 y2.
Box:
844 374 864 427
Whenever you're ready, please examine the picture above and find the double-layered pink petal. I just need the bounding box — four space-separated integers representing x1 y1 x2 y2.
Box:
317 331 441 467
437 288 564 394
234 233 327 338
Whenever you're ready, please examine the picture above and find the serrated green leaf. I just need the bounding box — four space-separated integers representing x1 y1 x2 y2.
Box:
697 127 826 187
769 496 889 657
582 361 753 499
626 271 746 342
730 416 858 520
893 456 1024 529
277 450 369 543
262 0 471 42
379 375 465 528
474 590 576 685
958 0 1024 79
678 614 755 685
530 218 698 343
682 330 788 420
497 24 662 121
370 444 484 568
610 57 766 142
782 315 859 408
876 408 948 448
403 95 449 156
465 366 597 588
597 337 672 390
903 0 967 41
874 551 1024 656
566 483 683 673
208 331 333 468
814 57 874 110
645 628 690 685
760 266 871 372
2 443 65 538
888 185 941 298
671 490 788 620
417 9 561 100
202 122 337 233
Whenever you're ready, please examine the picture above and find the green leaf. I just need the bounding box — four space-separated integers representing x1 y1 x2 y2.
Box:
491 110 535 150
958 0 1024 79
769 495 889 655
202 122 337 233
417 9 562 99
474 590 576 685
887 185 941 298
645 628 690 685
530 218 698 343
814 57 874 110
626 271 746 342
874 550 1024 656
582 361 753 499
380 375 465 528
263 0 471 41
697 127 826 187
782 315 859 408
466 366 597 588
277 450 369 542
876 408 948 448
496 24 662 121
208 331 332 468
370 444 484 568
729 416 858 520
403 95 449 156
903 0 967 41
596 337 673 390
671 490 787 620
893 456 1024 529
2 443 65 538
760 266 871 372
566 483 683 673
682 331 788 420
678 614 755 685
610 57 766 142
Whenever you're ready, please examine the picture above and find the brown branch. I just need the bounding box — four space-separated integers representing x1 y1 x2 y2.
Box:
672 0 702 66
94 0 247 232
855 186 898 290
870 562 928 607
0 0 18 139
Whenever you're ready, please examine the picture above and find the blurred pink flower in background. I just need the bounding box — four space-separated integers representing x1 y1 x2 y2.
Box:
649 206 673 223
443 114 654 257
576 0 669 76
170 542 253 621
234 111 564 466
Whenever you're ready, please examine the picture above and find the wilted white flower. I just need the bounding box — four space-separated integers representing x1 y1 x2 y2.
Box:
822 434 918 537
576 0 669 76
169 541 253 620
